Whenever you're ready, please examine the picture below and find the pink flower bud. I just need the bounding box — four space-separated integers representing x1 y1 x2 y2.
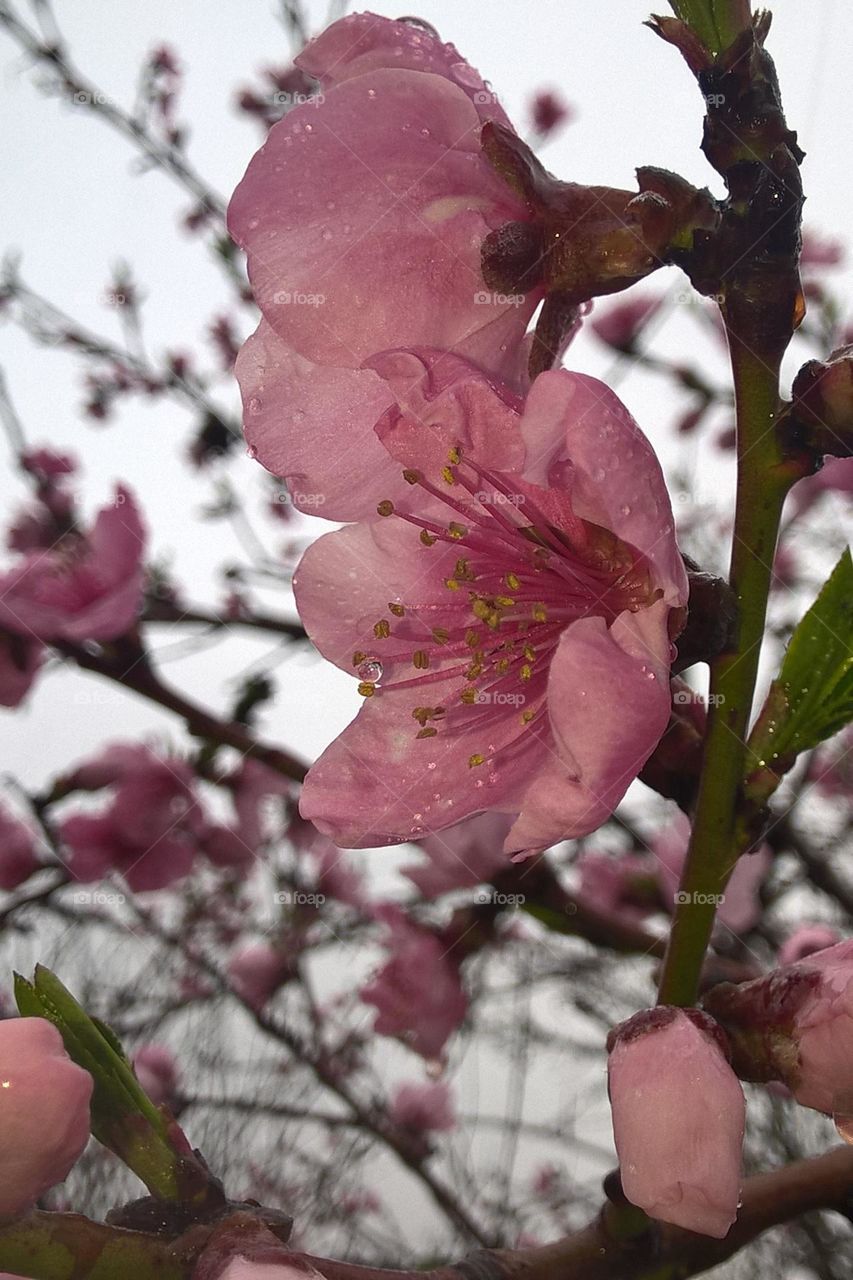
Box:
778 924 841 967
0 1018 93 1215
133 1044 179 1106
703 940 853 1120
607 1008 745 1238
389 1081 456 1134
227 944 292 1010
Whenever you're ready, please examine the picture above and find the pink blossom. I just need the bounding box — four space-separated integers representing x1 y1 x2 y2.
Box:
576 850 659 922
529 89 573 137
0 486 145 643
706 941 853 1119
229 13 540 520
200 760 290 870
800 229 845 270
228 944 292 1010
0 803 40 890
389 1080 456 1132
20 447 77 481
296 357 687 856
608 1007 745 1238
58 743 201 890
590 294 662 353
789 455 853 516
0 630 43 707
653 809 770 934
403 812 511 897
133 1044 179 1106
778 924 841 967
0 1017 93 1215
779 939 853 1116
361 907 466 1059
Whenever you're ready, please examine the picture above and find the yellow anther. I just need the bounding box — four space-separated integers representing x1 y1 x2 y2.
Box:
465 662 483 680
412 650 429 670
495 595 516 608
505 572 520 591
448 445 461 465
495 658 510 675
388 602 405 617
420 529 437 546
416 727 438 739
374 619 391 639
448 522 467 540
412 706 432 725
468 753 485 768
521 708 536 724
357 682 376 697
523 645 536 662
432 627 449 645
520 664 533 681
377 499 395 517
460 688 478 704
444 578 460 591
532 604 548 622
352 651 367 667
465 628 480 648
403 468 421 485
472 599 492 622
441 466 456 486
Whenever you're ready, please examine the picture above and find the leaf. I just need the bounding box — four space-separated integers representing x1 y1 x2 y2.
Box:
14 966 213 1204
748 548 853 787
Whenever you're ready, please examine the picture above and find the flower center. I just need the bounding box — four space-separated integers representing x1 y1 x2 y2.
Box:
356 448 660 766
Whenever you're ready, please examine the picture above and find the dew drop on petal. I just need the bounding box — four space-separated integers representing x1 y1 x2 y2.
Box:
247 396 262 414
450 62 484 90
357 658 383 683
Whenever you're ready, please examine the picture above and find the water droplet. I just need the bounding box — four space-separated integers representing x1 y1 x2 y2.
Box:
646 670 657 681
367 88 377 99
247 217 259 231
321 229 333 241
450 62 484 90
247 395 262 413
304 123 313 133
247 444 258 459
620 504 632 516
291 122 302 134
420 127 431 138
357 658 383 683
427 762 437 771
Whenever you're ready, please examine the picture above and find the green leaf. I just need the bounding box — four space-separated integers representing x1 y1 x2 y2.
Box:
668 0 750 54
747 548 853 788
14 966 213 1205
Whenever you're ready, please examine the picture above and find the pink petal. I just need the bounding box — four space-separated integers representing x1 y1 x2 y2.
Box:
519 371 687 605
228 70 532 370
297 12 513 130
506 602 673 855
237 321 401 520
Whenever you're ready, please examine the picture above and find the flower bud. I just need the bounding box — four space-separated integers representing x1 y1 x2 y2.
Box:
0 1017 92 1215
791 345 853 458
607 1007 745 1238
704 939 853 1119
